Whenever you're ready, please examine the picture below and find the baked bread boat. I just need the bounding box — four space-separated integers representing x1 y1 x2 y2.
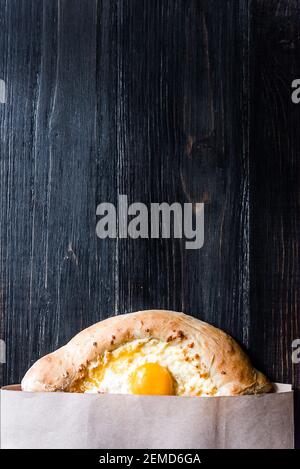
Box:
21 310 273 396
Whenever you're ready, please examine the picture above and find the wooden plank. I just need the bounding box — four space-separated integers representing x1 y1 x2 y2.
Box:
113 0 251 352
250 0 300 447
180 0 250 343
0 0 6 386
0 0 46 387
0 0 102 383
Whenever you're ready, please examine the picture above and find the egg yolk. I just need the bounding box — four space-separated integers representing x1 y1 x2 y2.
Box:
130 362 174 395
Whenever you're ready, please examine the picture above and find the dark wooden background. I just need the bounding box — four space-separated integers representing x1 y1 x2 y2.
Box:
0 0 299 447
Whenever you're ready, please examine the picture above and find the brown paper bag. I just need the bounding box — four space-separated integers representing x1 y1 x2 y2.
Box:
0 383 294 449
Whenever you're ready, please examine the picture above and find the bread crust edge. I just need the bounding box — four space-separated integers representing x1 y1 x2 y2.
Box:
21 310 273 396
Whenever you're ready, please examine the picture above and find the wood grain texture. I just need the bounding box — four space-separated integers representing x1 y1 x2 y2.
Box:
251 0 300 447
0 0 299 446
0 0 250 385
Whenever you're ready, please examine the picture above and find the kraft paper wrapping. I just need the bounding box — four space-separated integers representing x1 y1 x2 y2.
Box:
0 383 294 449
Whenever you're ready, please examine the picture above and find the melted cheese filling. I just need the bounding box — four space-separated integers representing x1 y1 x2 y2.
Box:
70 338 217 396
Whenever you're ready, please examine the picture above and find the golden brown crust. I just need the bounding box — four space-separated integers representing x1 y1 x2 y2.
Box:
21 310 273 395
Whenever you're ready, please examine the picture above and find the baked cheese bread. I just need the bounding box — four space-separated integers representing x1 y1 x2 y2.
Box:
21 310 273 396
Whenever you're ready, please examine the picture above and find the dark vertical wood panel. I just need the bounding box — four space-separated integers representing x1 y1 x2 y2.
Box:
113 0 251 351
0 0 45 386
114 0 185 314
94 0 118 323
0 0 102 383
0 0 7 386
251 0 300 447
181 0 250 345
